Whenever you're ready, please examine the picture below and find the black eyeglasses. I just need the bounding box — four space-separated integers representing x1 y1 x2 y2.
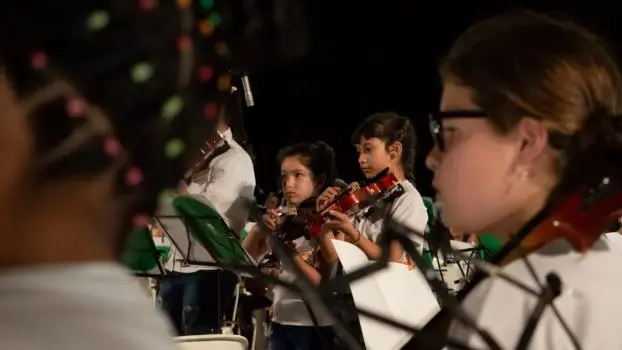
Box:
428 110 487 151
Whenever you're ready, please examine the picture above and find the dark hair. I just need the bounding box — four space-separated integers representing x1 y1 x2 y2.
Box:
276 141 337 193
351 112 417 183
0 1 239 239
440 11 622 189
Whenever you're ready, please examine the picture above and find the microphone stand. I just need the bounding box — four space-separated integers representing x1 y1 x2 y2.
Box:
515 272 563 350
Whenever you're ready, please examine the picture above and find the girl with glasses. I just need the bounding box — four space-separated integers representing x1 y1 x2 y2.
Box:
424 11 622 349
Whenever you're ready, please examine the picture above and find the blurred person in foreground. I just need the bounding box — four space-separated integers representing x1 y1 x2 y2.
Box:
0 1 238 349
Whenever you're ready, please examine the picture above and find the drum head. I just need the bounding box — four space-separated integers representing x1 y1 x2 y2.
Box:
122 228 159 272
173 196 253 265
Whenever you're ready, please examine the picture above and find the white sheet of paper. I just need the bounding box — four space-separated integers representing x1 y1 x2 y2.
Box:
332 239 440 350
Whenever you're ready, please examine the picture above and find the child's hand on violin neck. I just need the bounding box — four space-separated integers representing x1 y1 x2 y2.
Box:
316 186 341 211
260 209 282 232
322 210 356 238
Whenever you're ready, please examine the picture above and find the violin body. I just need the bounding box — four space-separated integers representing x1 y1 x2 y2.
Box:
183 131 229 184
306 168 404 236
262 169 404 241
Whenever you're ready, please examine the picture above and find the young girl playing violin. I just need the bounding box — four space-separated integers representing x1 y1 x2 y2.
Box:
422 11 622 349
243 141 337 350
316 112 428 263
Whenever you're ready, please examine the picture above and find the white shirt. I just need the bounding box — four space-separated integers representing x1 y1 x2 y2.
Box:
353 180 428 253
271 237 334 327
0 263 176 350
448 238 622 349
161 128 256 273
603 231 622 252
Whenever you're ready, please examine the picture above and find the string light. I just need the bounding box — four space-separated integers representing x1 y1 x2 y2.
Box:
176 0 192 9
132 213 150 228
203 102 219 119
158 189 174 208
131 62 154 83
103 137 122 157
125 167 144 186
66 98 87 118
138 0 158 11
208 12 222 27
31 52 47 70
177 35 193 51
214 42 229 57
200 0 214 9
87 10 110 31
162 96 184 121
164 139 186 158
198 66 215 82
217 74 230 91
199 19 215 37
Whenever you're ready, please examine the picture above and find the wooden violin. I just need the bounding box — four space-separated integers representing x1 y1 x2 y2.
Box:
182 131 230 184
306 167 405 236
404 176 622 350
253 191 315 242
274 197 318 242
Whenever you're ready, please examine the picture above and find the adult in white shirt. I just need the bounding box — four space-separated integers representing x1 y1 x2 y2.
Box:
157 104 256 335
243 141 337 350
421 11 622 349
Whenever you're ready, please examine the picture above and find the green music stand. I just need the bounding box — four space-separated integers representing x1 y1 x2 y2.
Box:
477 234 503 261
171 196 255 268
121 227 166 277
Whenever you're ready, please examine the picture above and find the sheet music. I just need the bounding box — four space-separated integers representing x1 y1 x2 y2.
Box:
332 239 440 350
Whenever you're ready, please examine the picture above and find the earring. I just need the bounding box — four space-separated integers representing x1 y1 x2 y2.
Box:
518 169 529 181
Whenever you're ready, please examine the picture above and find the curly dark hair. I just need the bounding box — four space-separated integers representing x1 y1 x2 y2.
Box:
277 141 337 193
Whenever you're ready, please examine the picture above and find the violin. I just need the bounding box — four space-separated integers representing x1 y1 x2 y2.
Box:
254 191 310 242
306 167 405 236
404 176 622 350
182 131 230 184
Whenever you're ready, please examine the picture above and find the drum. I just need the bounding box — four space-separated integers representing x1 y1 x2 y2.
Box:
174 335 248 350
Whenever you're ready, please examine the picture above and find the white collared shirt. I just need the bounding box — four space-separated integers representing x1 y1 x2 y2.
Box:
160 128 256 273
448 238 622 349
271 237 334 327
353 180 428 253
0 263 176 350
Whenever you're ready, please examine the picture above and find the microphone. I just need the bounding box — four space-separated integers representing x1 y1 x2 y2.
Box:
241 73 255 107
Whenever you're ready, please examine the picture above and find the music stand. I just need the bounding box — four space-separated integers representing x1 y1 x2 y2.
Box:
156 196 257 331
121 227 166 277
156 196 256 269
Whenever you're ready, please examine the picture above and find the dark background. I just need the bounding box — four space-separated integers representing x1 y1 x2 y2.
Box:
241 0 620 197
